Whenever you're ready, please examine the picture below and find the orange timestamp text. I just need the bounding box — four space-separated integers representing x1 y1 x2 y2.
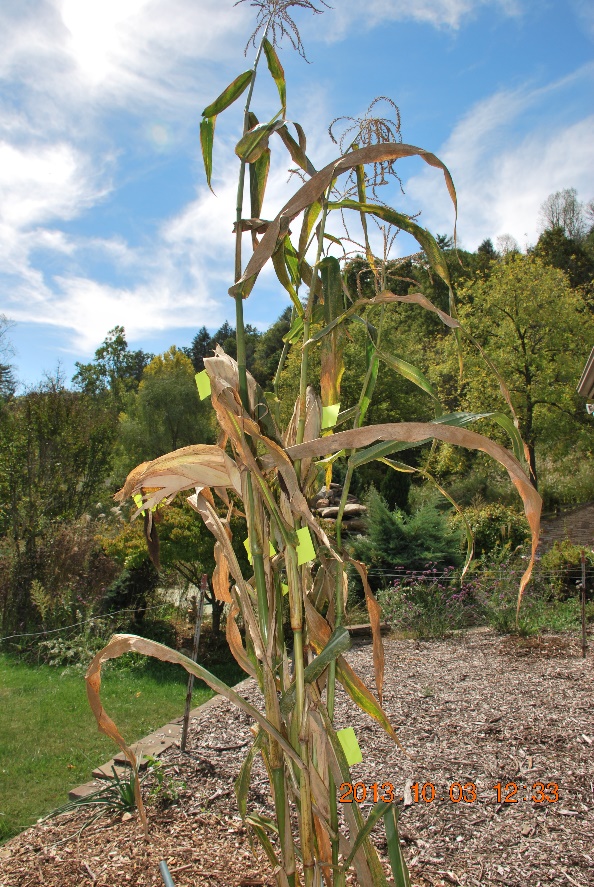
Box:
338 781 560 804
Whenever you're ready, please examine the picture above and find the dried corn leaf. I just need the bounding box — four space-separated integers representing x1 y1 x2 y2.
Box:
226 600 257 678
348 558 384 705
229 143 456 299
213 540 232 603
289 421 541 603
115 445 242 509
304 596 403 749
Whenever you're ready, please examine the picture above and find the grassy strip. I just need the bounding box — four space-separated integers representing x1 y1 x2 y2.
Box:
0 652 242 843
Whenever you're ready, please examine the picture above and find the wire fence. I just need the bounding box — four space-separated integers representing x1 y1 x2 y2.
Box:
1 564 592 644
0 602 178 644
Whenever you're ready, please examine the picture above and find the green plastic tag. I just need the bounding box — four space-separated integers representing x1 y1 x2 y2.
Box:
195 371 211 400
296 526 315 565
321 402 340 430
337 727 363 766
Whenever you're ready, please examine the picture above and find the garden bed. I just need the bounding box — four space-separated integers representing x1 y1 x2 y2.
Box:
1 629 592 886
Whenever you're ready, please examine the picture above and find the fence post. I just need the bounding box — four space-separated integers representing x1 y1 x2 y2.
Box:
180 573 207 751
581 550 588 660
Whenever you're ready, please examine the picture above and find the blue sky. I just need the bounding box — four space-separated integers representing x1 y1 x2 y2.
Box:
1 0 592 388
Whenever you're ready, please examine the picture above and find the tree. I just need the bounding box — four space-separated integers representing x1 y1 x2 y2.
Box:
0 315 16 401
539 188 587 240
186 322 261 374
439 254 594 488
72 326 154 410
0 373 117 631
532 225 594 290
117 346 213 474
186 326 213 372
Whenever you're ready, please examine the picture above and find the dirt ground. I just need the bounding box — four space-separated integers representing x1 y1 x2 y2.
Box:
1 628 593 887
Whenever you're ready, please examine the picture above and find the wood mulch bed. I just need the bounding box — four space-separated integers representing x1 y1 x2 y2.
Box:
1 628 593 887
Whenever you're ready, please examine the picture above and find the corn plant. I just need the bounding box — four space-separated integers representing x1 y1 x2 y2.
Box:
86 2 542 884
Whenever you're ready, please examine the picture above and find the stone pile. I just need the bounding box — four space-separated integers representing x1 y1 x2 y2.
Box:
309 482 367 533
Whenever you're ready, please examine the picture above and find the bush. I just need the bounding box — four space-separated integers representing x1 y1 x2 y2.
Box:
468 554 594 635
539 540 594 600
101 558 159 623
378 564 480 638
449 502 530 559
350 488 463 591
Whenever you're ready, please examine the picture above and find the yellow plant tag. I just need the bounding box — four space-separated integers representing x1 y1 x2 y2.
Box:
321 403 340 430
296 526 315 565
244 538 276 565
337 727 363 766
195 371 211 400
281 583 289 596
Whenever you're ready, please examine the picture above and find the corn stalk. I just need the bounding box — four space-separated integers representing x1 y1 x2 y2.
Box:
86 5 542 885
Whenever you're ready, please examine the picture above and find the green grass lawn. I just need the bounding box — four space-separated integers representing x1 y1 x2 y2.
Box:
0 651 242 843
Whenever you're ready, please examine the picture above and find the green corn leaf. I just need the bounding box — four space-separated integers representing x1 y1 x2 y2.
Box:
336 405 358 426
250 147 270 220
335 657 404 749
235 732 263 819
487 411 525 463
384 805 411 887
200 116 216 193
201 69 253 117
328 199 451 290
283 312 304 344
298 200 323 258
284 236 300 286
344 800 392 869
359 342 379 427
271 240 304 315
280 626 351 715
235 118 284 164
376 349 442 413
263 37 286 116
246 818 280 869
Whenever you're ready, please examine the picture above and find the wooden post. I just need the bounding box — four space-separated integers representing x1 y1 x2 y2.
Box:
581 550 588 660
180 573 208 752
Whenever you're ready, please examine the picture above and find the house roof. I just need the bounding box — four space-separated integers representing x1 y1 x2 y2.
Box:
577 346 594 398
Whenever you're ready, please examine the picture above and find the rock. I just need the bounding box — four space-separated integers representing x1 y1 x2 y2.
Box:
343 503 367 515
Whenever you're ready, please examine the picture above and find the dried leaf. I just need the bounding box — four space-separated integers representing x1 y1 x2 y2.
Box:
229 143 456 299
86 634 304 829
288 421 541 602
348 558 384 705
115 444 242 509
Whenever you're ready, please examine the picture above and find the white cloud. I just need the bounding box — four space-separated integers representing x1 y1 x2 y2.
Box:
0 140 108 229
403 71 594 250
313 0 520 38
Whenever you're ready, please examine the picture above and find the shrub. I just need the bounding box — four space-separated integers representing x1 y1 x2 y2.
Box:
350 488 463 590
449 502 531 559
378 564 479 638
539 540 594 600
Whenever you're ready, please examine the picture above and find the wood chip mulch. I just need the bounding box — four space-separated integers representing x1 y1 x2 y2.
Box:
1 628 593 887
